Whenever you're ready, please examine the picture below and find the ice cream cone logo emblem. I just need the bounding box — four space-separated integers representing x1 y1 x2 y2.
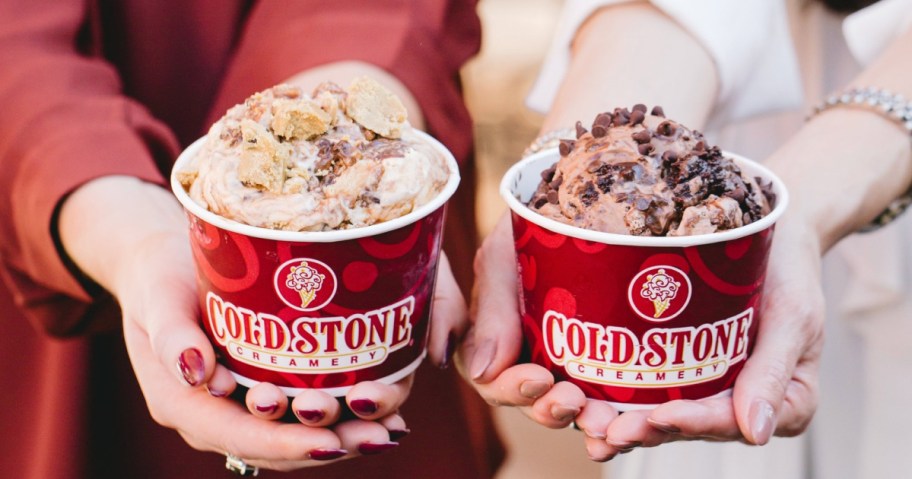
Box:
287 261 325 308
275 258 337 312
641 270 679 317
628 265 691 322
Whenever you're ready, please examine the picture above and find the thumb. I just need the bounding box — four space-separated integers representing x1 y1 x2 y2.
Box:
731 287 822 445
427 252 467 369
121 238 217 389
462 213 523 383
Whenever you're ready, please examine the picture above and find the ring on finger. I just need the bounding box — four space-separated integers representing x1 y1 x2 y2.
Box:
225 453 259 476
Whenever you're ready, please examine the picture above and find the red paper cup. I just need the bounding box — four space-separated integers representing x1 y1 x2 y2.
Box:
171 131 459 396
500 149 788 410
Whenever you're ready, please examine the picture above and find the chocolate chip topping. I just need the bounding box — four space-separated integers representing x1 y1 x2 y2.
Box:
651 105 665 117
549 174 563 189
575 121 588 139
547 190 560 204
632 130 652 144
629 109 646 126
612 109 631 127
540 165 556 182
656 121 677 137
591 113 612 138
637 143 655 156
559 139 576 157
580 181 599 207
632 104 648 113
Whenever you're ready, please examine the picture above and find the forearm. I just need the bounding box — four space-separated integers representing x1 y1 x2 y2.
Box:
542 2 718 133
766 27 912 251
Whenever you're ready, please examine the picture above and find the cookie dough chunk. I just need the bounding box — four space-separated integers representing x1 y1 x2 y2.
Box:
176 168 198 189
270 97 330 141
238 119 290 193
345 76 407 138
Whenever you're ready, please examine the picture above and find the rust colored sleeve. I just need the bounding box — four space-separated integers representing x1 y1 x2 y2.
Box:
208 0 481 164
0 0 179 335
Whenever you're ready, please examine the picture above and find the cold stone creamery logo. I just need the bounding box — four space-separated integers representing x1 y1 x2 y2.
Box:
542 308 753 387
628 265 692 322
206 292 416 374
275 258 337 312
203 258 416 373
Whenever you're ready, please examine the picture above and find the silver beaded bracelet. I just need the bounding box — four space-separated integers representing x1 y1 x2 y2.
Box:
811 87 912 232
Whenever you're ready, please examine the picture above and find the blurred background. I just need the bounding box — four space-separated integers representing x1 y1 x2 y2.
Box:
462 1 603 477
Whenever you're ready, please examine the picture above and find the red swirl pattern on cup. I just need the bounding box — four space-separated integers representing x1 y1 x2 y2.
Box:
171 133 460 396
503 150 787 410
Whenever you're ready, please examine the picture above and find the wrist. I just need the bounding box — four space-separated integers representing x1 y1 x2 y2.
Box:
58 176 187 297
767 107 912 250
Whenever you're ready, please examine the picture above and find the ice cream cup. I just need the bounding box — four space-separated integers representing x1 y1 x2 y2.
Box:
171 131 460 396
500 149 788 410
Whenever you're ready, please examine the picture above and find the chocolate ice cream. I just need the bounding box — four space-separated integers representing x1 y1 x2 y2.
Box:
528 105 774 236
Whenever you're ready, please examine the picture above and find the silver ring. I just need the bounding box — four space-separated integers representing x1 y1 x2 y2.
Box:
225 453 259 476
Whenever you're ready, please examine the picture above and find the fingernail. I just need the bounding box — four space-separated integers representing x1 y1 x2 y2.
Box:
295 409 325 422
647 418 681 434
177 348 205 387
206 387 228 398
350 399 379 415
439 332 456 369
550 403 580 422
608 440 642 452
590 452 617 462
583 429 607 440
470 339 496 380
749 399 776 445
308 448 348 461
358 442 399 455
519 380 551 399
255 402 279 414
389 429 411 441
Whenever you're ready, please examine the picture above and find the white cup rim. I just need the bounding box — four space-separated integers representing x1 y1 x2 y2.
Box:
500 149 789 247
171 130 461 243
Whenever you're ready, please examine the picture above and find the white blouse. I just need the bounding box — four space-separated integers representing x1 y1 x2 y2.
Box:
527 0 912 126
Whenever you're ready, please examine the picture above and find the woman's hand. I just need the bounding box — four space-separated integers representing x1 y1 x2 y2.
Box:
458 213 589 431
59 176 465 470
575 213 825 461
459 206 825 462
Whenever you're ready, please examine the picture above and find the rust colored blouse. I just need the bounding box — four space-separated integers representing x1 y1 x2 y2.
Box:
0 1 499 477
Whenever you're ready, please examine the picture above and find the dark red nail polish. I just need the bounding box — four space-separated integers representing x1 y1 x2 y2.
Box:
177 348 205 387
308 448 348 461
296 409 325 422
358 442 399 455
207 388 228 398
255 402 279 414
439 332 456 369
350 399 378 415
388 429 411 441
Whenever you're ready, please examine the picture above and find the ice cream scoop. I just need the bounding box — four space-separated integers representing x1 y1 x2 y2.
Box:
528 105 774 236
177 78 449 232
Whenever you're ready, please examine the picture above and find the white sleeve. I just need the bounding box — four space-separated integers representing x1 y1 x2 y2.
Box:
525 0 803 127
843 0 912 66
